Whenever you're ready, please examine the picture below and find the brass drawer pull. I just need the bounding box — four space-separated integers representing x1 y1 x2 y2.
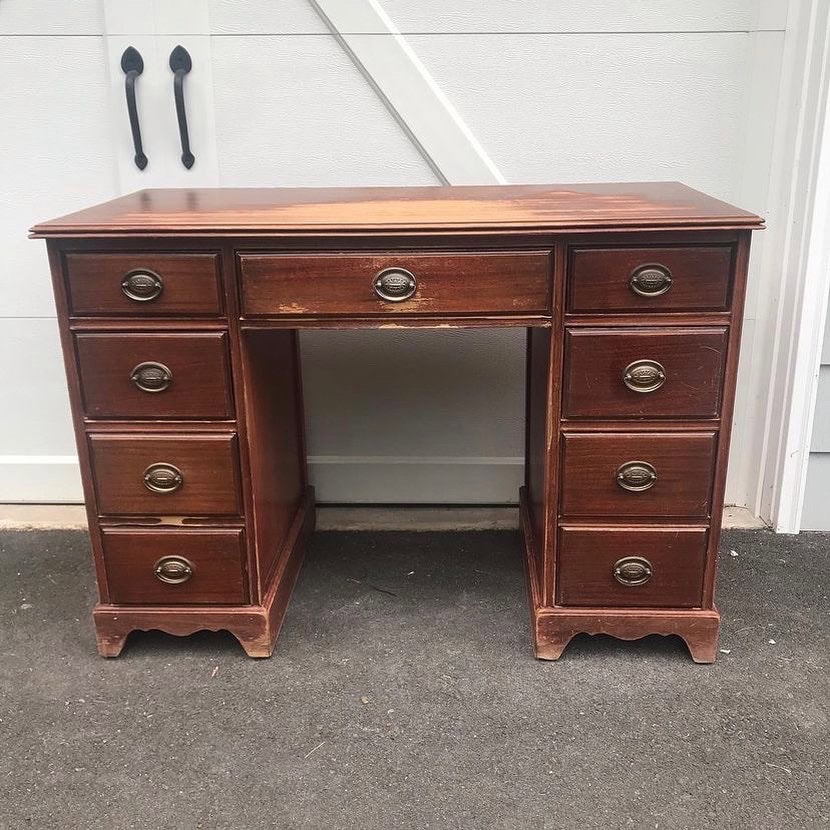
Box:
629 264 673 297
623 359 666 393
121 269 163 302
373 267 417 302
153 555 194 584
143 463 183 493
131 361 172 393
616 461 657 492
613 556 653 586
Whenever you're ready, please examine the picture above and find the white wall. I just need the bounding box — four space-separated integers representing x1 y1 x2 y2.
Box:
0 0 790 507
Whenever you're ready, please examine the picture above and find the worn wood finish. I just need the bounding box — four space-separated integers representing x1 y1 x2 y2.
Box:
568 245 733 313
239 251 551 317
100 527 247 605
64 252 223 316
75 332 234 420
36 184 760 662
563 327 728 419
560 431 716 518
31 183 763 237
89 433 242 516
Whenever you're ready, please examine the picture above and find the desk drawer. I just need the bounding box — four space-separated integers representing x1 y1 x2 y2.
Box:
557 526 707 608
89 433 242 516
560 432 716 519
66 253 222 316
238 251 551 316
101 527 247 605
563 328 727 419
567 245 733 313
76 332 234 420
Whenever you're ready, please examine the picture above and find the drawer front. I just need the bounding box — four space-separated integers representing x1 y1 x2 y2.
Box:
89 433 242 516
560 432 716 519
557 527 707 608
239 251 551 316
101 527 247 605
567 245 733 313
563 328 728 419
65 253 222 316
76 332 234 420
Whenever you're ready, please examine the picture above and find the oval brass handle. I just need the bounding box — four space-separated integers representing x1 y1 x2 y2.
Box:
373 267 417 302
613 556 653 586
630 264 673 297
153 555 194 585
131 361 172 393
623 359 666 393
616 461 657 492
121 269 163 302
143 463 183 494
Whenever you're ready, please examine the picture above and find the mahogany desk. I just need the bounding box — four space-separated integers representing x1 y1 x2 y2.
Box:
32 184 762 662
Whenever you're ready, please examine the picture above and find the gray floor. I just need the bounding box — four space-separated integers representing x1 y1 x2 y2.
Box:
0 528 827 829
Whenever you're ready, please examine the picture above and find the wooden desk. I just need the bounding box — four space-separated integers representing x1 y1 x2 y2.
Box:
33 183 762 662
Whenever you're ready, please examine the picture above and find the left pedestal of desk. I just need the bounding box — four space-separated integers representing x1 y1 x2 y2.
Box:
44 241 313 658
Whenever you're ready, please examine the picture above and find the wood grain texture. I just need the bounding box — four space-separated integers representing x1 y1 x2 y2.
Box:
557 526 708 608
563 327 728 418
64 253 223 316
560 432 716 518
239 250 552 316
240 329 306 596
100 527 247 605
75 332 234 420
567 245 734 313
89 433 242 516
31 183 762 237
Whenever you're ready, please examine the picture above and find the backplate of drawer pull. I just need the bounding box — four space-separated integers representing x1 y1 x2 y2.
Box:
629 264 673 297
131 361 172 393
623 359 666 393
143 463 183 494
615 461 657 492
121 269 163 302
613 556 653 586
373 267 417 302
153 555 194 584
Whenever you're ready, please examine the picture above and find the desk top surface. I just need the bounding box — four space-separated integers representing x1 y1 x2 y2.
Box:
32 182 763 237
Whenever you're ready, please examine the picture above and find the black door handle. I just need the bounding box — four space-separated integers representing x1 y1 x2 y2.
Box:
169 45 195 169
120 47 147 170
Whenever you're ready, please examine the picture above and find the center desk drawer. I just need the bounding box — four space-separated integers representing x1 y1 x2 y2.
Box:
76 332 234 420
563 328 728 419
101 527 247 605
89 433 242 516
238 251 551 316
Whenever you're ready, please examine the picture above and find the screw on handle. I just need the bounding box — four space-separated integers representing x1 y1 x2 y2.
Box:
131 362 173 393
623 359 666 393
169 46 195 169
120 47 147 170
613 556 653 586
615 461 657 492
153 556 194 585
629 264 673 297
142 463 184 494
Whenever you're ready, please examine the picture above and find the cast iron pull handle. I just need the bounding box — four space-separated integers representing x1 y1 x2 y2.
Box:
143 463 183 494
121 47 147 170
623 359 666 393
131 362 172 393
121 269 163 302
373 268 417 302
169 46 195 169
616 461 657 492
154 556 194 585
613 556 653 586
630 264 673 297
